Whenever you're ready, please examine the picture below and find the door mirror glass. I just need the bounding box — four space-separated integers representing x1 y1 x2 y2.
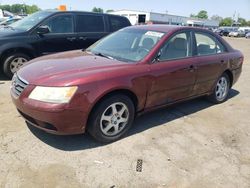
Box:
37 25 50 35
152 51 162 63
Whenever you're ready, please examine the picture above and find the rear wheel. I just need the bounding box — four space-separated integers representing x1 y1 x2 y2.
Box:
88 94 135 143
3 53 30 78
207 73 230 104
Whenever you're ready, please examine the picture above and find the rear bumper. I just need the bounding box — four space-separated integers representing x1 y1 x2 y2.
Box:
232 67 242 86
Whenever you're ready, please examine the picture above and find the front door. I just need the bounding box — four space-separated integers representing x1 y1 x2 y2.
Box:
37 14 77 55
146 31 197 108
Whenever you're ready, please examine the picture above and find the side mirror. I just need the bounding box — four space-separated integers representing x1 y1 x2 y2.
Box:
37 25 50 35
152 51 162 63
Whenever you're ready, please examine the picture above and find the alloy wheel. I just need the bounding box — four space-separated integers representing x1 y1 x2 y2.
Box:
215 76 228 101
100 102 129 136
10 57 28 73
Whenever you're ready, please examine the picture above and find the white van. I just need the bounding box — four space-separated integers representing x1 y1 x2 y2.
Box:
239 27 250 34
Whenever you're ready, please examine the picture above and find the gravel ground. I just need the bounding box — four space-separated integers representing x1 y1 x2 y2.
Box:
0 37 250 188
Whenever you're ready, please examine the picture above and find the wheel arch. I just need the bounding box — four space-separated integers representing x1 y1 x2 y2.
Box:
223 69 233 88
0 45 36 64
86 88 139 128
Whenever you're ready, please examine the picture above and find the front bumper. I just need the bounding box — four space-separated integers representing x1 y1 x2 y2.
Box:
11 85 89 135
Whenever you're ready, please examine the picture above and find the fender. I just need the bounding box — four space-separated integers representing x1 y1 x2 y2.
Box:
90 78 147 111
0 42 36 58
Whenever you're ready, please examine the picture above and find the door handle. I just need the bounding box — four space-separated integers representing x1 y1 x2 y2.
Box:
79 36 87 40
67 37 76 41
187 65 196 72
220 59 226 66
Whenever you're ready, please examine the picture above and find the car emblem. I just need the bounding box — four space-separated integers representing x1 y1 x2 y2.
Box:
13 80 17 87
12 76 17 88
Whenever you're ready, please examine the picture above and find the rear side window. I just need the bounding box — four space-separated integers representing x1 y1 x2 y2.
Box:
195 32 225 55
76 15 105 32
109 16 130 32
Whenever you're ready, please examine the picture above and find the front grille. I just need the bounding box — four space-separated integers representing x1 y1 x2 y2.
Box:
12 74 29 96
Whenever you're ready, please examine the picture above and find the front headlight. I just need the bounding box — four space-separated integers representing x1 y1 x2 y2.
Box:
29 86 78 104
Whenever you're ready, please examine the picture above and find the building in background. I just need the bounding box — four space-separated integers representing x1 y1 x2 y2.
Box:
110 9 219 28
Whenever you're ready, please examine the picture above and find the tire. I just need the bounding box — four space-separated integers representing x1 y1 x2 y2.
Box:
3 53 30 78
207 73 230 104
88 94 135 143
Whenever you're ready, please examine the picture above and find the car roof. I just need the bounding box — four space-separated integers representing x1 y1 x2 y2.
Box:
45 10 125 17
127 24 206 33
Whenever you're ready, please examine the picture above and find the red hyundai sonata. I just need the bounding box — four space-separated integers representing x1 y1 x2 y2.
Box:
11 25 243 142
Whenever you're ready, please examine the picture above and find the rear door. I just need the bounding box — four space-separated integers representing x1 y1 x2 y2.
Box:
192 31 227 95
37 13 77 55
75 13 108 50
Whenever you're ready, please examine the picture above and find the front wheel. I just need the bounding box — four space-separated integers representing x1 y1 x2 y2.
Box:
207 73 230 104
3 53 30 78
88 94 135 143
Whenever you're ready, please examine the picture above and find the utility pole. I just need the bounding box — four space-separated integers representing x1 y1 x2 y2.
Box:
232 11 236 27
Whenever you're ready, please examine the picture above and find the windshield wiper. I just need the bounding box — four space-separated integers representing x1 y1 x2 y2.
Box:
93 52 115 60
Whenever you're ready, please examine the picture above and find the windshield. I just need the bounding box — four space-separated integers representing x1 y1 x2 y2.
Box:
10 11 54 31
87 28 165 62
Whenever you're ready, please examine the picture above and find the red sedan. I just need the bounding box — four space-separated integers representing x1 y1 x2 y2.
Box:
11 25 243 142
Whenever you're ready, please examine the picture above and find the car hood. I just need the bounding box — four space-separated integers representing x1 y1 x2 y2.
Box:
0 27 25 37
17 50 134 86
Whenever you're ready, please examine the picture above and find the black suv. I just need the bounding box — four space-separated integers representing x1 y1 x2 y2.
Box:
0 10 131 78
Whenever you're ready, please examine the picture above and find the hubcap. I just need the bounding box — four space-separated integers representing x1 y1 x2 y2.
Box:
215 76 228 101
100 102 129 136
10 57 28 73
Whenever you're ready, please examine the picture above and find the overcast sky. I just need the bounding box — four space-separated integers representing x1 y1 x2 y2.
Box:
1 0 250 20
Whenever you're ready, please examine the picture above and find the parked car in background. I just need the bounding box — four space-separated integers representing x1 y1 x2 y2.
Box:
239 27 250 35
11 25 243 142
0 10 131 78
0 17 21 27
214 28 230 36
246 32 250 38
228 29 245 37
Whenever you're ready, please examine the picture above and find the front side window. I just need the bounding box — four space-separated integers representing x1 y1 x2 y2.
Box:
76 15 104 32
87 29 165 62
41 15 73 34
158 32 191 61
195 32 225 55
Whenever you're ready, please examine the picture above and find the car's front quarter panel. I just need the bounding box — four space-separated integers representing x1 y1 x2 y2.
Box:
0 32 39 58
82 64 150 116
